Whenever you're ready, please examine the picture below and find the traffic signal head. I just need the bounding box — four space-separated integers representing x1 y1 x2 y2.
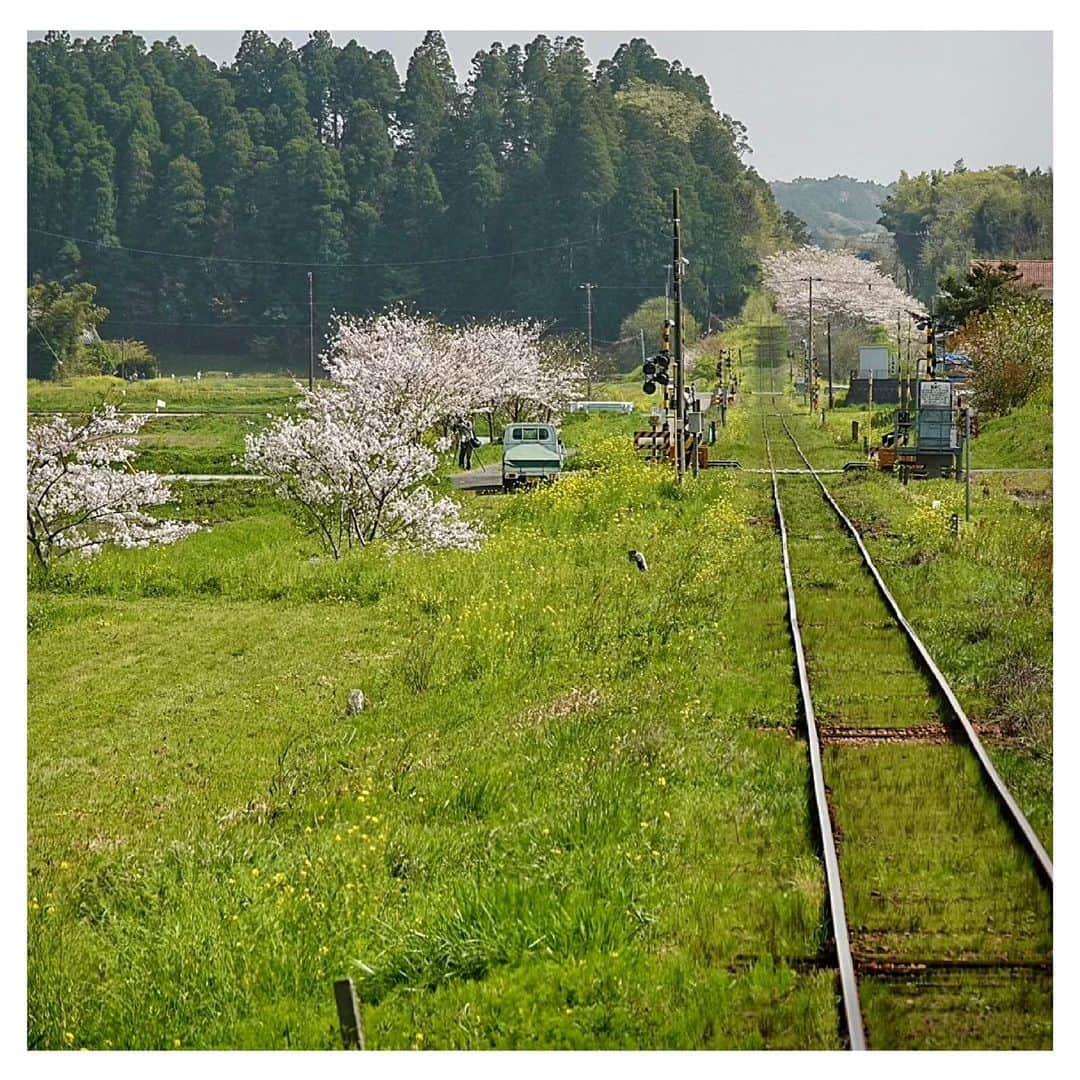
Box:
644 351 671 393
652 352 670 385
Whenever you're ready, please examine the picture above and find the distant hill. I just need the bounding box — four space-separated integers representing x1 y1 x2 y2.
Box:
770 175 896 246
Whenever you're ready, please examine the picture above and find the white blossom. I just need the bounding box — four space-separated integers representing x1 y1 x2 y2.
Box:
245 310 586 558
322 309 585 426
243 385 483 558
763 247 924 327
27 406 199 569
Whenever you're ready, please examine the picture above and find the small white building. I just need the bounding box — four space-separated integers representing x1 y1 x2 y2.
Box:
858 346 892 378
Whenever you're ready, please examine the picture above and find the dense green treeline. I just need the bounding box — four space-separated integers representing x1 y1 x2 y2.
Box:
877 162 1052 300
28 31 797 371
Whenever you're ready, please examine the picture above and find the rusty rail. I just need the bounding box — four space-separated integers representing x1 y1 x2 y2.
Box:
774 409 1053 888
761 410 867 1051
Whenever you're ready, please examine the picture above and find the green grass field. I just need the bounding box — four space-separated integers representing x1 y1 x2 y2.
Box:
27 374 301 415
968 383 1052 469
27 358 1053 1049
29 403 847 1050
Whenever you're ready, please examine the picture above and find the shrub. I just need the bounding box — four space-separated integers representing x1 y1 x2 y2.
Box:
955 294 1052 416
82 339 160 379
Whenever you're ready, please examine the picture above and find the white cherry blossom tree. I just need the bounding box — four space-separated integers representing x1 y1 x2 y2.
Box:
463 321 586 420
322 309 584 426
245 310 584 558
763 247 924 327
243 381 481 559
27 406 199 570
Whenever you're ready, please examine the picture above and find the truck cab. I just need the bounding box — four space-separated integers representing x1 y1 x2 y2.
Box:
502 422 565 491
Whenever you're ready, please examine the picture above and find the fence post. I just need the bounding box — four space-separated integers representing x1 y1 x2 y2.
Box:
334 978 365 1050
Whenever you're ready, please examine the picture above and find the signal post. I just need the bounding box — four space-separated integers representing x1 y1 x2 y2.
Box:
637 188 694 480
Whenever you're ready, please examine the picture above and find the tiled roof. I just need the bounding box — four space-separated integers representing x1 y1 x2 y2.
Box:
974 259 1053 290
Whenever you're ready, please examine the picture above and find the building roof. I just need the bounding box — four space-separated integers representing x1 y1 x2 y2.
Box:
974 259 1053 290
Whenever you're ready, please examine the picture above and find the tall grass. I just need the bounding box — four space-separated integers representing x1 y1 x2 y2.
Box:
28 407 841 1049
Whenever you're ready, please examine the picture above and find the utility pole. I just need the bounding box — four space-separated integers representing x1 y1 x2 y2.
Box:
639 327 646 365
808 275 814 412
691 381 699 479
867 369 874 454
826 320 834 409
308 270 315 392
579 282 594 358
964 407 972 522
672 189 685 483
906 333 911 396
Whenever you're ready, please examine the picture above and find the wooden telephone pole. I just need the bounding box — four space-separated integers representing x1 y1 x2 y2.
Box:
307 270 315 392
672 189 685 482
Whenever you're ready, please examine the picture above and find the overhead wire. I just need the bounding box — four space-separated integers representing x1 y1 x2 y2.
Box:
32 225 670 342
29 224 664 270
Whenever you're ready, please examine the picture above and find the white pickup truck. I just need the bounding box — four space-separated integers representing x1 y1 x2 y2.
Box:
501 422 566 491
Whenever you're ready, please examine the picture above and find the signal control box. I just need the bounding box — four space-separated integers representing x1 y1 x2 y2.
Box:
895 381 962 478
916 380 958 451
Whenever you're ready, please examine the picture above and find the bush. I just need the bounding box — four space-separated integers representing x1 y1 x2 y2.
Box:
82 339 160 379
955 294 1052 416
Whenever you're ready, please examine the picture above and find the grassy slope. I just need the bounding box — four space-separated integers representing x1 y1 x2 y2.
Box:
969 386 1052 469
28 409 842 1050
27 374 300 415
27 359 1054 1049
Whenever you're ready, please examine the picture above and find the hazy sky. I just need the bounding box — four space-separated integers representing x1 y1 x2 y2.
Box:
30 29 1052 182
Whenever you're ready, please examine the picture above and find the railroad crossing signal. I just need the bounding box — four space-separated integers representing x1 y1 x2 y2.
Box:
642 351 671 395
926 323 935 377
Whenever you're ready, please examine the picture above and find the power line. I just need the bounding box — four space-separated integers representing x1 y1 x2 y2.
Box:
30 321 63 366
104 318 311 328
29 225 659 271
589 284 662 291
92 302 603 332
769 277 899 287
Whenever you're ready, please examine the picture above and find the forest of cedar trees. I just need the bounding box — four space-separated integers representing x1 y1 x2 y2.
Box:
28 31 805 371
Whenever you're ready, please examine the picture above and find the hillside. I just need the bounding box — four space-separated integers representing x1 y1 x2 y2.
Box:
972 384 1053 469
28 32 801 373
770 175 895 246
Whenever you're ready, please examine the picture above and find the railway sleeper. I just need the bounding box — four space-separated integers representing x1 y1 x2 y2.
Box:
819 724 953 745
854 956 1052 977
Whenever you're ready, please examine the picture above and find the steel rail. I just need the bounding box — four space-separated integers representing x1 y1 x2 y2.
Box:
774 410 1053 887
761 410 867 1051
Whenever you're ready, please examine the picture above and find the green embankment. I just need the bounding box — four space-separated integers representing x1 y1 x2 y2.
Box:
29 403 840 1050
27 351 1053 1049
969 385 1052 469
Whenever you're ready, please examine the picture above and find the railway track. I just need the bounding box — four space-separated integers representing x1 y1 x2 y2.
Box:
756 371 1052 1050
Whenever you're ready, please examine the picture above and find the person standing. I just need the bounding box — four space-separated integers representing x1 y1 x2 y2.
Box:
457 416 476 470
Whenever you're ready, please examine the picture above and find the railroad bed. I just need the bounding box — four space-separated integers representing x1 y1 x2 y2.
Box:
758 390 1052 1049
